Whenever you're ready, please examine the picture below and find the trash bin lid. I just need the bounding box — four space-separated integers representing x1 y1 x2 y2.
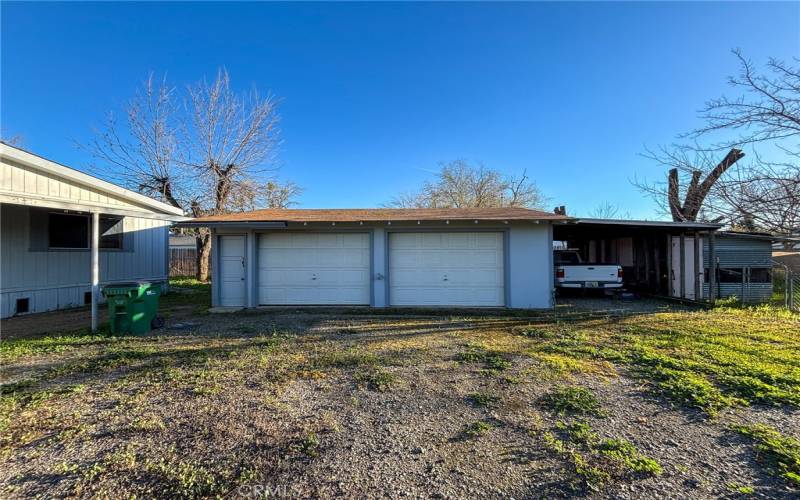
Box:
106 281 152 288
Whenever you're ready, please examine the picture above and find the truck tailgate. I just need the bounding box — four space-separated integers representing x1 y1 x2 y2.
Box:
560 265 620 282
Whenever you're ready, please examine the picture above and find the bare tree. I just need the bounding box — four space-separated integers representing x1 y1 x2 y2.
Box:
639 51 800 236
388 160 547 209
587 201 630 220
87 70 296 280
86 74 185 208
687 50 800 238
228 179 302 212
637 146 745 220
690 49 800 148
181 69 281 279
1 133 24 147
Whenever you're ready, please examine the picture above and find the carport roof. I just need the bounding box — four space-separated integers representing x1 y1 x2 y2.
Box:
184 207 573 225
573 218 723 230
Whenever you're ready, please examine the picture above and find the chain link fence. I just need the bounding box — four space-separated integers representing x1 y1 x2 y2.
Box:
790 272 800 312
773 263 800 312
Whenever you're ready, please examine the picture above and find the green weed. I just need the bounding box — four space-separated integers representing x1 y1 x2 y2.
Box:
459 344 512 372
598 438 663 475
467 392 500 408
463 420 493 438
542 386 605 416
732 424 800 488
354 368 396 392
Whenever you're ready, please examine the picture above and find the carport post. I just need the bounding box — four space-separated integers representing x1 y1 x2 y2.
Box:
679 233 686 299
693 233 701 301
667 236 673 297
708 232 717 302
91 211 100 332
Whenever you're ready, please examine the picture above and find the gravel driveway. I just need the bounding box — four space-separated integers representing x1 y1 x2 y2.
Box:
1 308 798 498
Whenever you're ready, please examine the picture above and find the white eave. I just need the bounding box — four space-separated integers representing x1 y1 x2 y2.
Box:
1 143 186 219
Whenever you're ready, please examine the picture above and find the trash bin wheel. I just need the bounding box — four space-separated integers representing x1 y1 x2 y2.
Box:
151 316 165 329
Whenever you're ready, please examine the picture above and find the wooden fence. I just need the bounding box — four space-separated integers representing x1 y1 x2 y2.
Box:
170 248 203 277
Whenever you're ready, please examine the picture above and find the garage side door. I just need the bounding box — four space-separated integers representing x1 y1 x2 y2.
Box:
389 232 504 306
258 233 370 305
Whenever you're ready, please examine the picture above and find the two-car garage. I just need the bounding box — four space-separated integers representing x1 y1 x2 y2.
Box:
200 208 563 310
252 231 505 307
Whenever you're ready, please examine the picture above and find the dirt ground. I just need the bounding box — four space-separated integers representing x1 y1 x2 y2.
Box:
1 302 798 499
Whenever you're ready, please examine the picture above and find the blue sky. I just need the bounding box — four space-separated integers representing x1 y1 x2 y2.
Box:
2 2 798 218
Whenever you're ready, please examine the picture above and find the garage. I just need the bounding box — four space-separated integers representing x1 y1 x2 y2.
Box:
388 232 505 306
191 208 563 310
258 232 370 305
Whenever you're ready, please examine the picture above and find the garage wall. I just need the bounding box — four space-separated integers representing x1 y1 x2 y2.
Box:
212 222 554 309
507 223 553 308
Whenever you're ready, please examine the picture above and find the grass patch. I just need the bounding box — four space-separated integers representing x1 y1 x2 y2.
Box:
0 333 116 361
458 344 512 372
727 483 756 494
463 420 493 438
542 419 661 491
732 424 800 488
292 432 321 458
542 386 606 417
597 438 663 475
466 392 500 408
354 368 396 392
523 309 800 415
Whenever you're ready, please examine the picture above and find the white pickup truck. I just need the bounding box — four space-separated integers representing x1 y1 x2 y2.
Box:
554 250 623 291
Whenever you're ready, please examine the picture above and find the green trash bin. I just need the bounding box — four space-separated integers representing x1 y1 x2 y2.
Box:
102 282 162 335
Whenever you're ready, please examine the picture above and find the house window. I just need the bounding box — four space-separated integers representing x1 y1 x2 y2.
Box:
47 213 124 249
49 213 89 248
719 268 744 283
100 216 123 249
749 268 771 284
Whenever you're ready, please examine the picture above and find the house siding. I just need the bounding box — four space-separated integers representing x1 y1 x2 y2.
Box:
1 204 170 318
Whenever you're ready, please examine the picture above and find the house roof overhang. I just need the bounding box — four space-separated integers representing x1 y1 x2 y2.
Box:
1 143 186 220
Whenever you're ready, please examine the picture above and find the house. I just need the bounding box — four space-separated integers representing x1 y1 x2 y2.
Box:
0 143 185 327
183 208 571 309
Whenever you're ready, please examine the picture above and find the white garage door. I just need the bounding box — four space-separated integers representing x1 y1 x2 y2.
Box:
389 232 505 306
258 233 370 305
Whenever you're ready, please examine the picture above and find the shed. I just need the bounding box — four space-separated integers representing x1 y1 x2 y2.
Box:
704 232 776 303
0 143 185 328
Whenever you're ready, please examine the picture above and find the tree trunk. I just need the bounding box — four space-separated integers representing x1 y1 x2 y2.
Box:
195 231 211 282
668 148 745 222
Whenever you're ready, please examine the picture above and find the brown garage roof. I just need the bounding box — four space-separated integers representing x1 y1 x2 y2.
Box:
188 207 571 224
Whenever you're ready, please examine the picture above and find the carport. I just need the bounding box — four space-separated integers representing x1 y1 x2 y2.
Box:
553 218 723 301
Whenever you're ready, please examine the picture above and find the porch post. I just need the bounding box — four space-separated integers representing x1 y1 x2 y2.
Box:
91 211 100 332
